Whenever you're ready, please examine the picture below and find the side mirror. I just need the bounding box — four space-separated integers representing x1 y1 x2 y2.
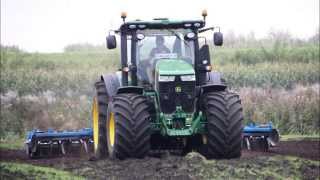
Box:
106 35 117 49
213 32 223 46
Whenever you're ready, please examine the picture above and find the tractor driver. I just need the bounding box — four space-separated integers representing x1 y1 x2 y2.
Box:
144 36 170 84
149 35 170 58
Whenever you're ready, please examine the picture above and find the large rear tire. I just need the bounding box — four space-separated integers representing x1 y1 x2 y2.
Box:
92 81 109 158
202 91 243 159
107 93 151 159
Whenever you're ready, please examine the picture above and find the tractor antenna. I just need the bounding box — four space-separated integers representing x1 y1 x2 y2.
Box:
121 12 127 23
202 9 207 22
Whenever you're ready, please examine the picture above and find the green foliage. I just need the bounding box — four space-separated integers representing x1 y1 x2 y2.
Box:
0 162 84 179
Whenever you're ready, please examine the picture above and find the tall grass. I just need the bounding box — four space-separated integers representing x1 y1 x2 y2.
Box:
1 91 91 137
217 62 319 89
213 45 319 65
239 84 320 134
1 50 119 95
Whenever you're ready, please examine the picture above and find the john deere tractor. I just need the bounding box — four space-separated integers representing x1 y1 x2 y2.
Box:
92 11 243 160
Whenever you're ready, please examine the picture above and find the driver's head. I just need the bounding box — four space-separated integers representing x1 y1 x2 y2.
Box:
156 36 165 47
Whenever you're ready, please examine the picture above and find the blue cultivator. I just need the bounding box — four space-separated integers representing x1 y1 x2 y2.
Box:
243 122 280 151
25 128 93 158
25 123 279 158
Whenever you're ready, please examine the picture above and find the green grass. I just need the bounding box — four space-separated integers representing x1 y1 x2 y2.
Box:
0 138 24 150
281 134 320 141
0 162 84 179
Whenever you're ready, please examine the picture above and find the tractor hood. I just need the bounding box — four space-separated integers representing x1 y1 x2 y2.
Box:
155 59 195 75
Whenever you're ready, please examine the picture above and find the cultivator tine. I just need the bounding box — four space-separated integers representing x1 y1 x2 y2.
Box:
80 139 89 153
245 137 251 150
266 129 279 147
49 140 53 156
60 141 66 155
267 137 275 147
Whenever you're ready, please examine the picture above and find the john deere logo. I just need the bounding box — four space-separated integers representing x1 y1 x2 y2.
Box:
175 86 181 93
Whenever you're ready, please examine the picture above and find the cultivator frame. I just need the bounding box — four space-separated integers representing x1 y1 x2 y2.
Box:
25 128 93 158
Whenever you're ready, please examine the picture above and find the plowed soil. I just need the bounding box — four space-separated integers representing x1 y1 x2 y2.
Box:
1 140 319 179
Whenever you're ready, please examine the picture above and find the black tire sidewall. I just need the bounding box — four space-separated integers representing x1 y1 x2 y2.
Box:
106 102 116 159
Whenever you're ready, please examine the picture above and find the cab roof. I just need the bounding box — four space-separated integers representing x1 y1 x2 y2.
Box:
120 18 205 32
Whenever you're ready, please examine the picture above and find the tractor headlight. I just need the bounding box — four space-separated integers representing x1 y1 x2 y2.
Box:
186 32 195 39
181 75 195 81
129 24 136 29
184 23 192 28
138 24 146 29
194 22 201 27
159 75 175 82
136 33 145 40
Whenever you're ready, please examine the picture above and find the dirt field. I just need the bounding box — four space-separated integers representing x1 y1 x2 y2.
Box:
1 140 319 179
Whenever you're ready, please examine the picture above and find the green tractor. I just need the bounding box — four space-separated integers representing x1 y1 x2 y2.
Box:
92 11 243 160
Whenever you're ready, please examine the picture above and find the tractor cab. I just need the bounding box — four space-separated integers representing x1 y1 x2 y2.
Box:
135 28 196 85
106 12 223 90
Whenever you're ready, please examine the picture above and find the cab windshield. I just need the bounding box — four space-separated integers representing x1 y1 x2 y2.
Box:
135 29 195 82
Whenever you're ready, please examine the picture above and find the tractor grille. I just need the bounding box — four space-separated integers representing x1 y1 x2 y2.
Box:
158 76 196 114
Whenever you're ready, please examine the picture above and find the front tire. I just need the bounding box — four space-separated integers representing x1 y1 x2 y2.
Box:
202 91 243 159
92 81 109 158
107 93 151 159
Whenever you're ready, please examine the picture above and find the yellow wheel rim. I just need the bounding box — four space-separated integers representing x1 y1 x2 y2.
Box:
92 97 99 152
108 112 115 147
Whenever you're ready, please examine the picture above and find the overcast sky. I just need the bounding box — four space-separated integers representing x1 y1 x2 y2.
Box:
1 0 319 52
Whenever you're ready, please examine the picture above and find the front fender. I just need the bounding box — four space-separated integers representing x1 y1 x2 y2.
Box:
201 72 227 93
100 73 121 98
201 84 227 94
206 72 225 85
117 86 144 95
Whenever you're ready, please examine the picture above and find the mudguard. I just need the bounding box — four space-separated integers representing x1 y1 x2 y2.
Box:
201 72 227 93
117 86 144 95
101 73 121 98
101 72 143 96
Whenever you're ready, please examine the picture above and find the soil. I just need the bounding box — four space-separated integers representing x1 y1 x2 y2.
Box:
1 140 319 179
